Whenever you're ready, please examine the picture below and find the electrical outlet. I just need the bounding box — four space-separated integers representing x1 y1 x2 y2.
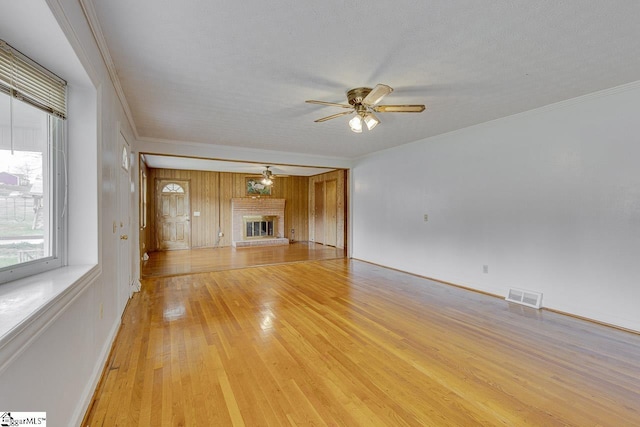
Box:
423 214 429 222
483 265 489 274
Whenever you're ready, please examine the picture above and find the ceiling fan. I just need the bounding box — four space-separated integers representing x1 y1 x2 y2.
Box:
306 84 426 133
260 166 275 186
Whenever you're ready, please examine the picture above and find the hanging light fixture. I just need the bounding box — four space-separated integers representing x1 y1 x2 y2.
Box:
307 84 426 133
261 166 274 186
349 115 363 133
363 112 379 130
347 102 380 133
348 111 379 133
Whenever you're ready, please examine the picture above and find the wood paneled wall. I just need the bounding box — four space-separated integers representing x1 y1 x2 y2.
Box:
143 169 310 250
309 169 347 249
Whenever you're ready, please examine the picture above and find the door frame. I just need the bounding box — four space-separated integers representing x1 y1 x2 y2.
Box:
117 129 133 314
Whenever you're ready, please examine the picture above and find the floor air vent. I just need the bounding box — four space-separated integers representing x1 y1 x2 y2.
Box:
506 288 543 309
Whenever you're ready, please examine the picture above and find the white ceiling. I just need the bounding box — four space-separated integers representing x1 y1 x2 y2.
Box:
88 1 640 161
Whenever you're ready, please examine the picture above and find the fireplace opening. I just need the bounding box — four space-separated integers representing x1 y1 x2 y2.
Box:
243 215 277 239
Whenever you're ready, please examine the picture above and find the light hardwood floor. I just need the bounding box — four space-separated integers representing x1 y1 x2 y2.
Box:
141 242 346 278
85 253 640 426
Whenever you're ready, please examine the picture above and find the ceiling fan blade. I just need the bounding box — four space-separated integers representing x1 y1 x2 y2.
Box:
314 111 354 122
306 100 353 109
362 84 393 106
374 104 426 113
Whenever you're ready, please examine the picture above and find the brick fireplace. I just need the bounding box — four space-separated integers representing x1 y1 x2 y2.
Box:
231 198 289 247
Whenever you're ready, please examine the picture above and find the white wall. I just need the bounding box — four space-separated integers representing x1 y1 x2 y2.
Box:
0 1 136 425
352 82 640 332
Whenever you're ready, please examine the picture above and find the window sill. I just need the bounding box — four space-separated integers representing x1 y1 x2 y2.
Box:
0 264 99 373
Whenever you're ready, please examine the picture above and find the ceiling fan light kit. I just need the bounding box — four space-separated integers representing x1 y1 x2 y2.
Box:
261 166 275 186
363 112 379 130
349 115 363 133
306 83 426 133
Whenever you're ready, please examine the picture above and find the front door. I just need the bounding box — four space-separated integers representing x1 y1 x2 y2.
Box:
156 179 191 250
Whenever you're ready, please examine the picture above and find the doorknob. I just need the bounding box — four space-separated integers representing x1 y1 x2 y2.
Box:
120 234 128 240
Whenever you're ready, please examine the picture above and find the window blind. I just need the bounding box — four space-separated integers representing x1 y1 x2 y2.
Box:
0 39 67 119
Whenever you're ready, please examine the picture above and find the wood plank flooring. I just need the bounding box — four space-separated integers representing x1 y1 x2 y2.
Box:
85 257 640 426
141 242 345 278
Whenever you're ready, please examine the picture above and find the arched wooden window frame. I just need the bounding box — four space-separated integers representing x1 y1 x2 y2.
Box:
161 183 185 193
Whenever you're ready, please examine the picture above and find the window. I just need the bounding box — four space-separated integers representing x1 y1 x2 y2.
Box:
162 183 184 193
0 40 66 284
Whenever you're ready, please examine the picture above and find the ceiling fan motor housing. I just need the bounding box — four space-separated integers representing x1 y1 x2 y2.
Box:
262 167 274 179
347 87 373 106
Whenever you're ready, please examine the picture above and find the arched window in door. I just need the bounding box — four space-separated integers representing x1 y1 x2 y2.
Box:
162 183 185 193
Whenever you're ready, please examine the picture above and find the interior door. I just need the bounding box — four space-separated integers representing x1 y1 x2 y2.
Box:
156 179 191 250
117 133 132 313
314 181 325 244
325 179 337 247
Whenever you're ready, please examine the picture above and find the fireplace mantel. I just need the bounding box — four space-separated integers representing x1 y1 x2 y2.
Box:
231 198 289 247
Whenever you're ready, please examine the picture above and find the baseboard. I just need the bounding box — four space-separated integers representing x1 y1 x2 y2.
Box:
351 258 639 335
543 307 640 336
351 257 503 299
71 316 122 427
